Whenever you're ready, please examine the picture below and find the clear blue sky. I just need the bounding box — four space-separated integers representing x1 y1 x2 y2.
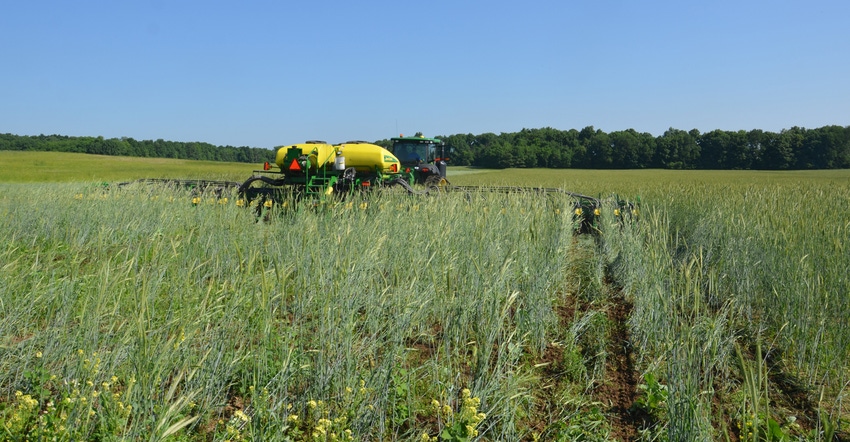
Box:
2 0 848 148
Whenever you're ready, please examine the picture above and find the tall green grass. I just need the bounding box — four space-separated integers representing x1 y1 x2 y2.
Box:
0 183 590 440
604 172 850 440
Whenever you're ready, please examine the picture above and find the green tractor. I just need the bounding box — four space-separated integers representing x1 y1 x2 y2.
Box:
388 135 450 187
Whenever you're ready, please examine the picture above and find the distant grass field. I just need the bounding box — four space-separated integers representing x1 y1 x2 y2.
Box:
2 151 848 440
0 151 254 183
449 166 850 198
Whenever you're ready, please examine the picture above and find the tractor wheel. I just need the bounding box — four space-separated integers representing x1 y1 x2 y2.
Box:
425 175 448 191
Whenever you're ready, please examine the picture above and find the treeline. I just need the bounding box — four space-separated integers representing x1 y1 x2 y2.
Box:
5 125 850 170
0 133 275 164
430 125 850 169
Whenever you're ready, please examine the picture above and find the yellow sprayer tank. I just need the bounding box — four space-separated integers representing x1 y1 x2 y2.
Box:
275 141 337 170
335 142 400 174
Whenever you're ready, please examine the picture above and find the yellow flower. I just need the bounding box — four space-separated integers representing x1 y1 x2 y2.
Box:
35 351 43 358
233 410 250 422
26 396 39 408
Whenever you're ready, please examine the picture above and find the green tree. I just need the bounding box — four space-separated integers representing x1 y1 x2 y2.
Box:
609 129 654 168
579 127 612 168
722 130 751 169
657 128 699 169
697 129 731 169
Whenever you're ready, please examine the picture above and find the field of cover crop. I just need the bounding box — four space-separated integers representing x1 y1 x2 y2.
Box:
0 152 848 441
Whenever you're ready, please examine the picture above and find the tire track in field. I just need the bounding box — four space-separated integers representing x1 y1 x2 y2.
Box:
594 272 650 441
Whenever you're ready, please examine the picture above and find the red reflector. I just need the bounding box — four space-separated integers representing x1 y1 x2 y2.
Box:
391 164 398 173
288 159 300 171
435 157 441 162
361 181 371 187
405 167 411 173
263 162 271 171
421 167 429 173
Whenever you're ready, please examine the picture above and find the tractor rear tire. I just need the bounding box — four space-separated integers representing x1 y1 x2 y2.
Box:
425 175 448 191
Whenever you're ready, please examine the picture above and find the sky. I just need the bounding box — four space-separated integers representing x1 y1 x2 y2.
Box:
1 0 848 149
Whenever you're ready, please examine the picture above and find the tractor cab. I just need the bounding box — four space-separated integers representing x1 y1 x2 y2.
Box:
390 135 449 186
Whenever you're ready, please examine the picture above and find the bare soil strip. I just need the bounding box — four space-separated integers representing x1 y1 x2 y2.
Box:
595 279 650 441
